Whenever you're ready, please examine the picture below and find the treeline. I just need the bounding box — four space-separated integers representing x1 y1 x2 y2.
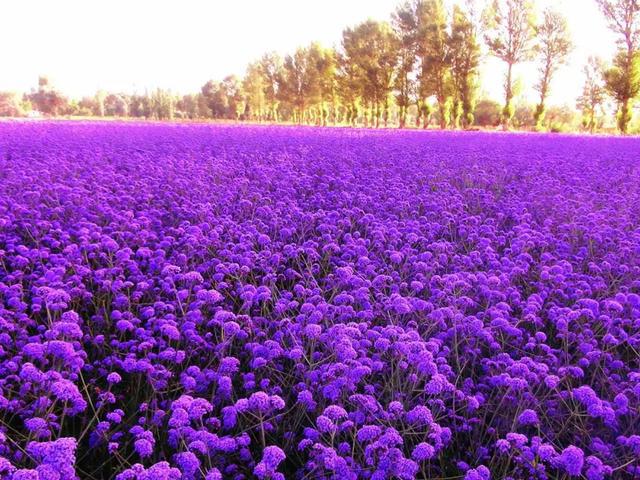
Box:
1 0 639 133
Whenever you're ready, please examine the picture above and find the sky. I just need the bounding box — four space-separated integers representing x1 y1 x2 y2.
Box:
0 0 618 106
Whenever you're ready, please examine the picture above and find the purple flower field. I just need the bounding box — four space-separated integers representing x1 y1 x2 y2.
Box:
0 122 639 480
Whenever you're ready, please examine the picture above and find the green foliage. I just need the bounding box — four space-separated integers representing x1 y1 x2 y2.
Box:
549 122 568 133
595 0 640 52
392 1 419 128
243 63 267 121
201 76 244 120
129 94 153 118
342 20 399 127
603 51 640 132
149 89 175 120
596 0 640 133
483 0 536 128
512 103 534 129
104 94 129 117
473 98 502 127
416 98 434 128
257 52 283 121
483 0 536 64
311 45 338 125
336 54 362 125
545 104 578 130
533 8 573 130
502 102 516 125
449 2 481 128
222 76 245 120
0 92 24 117
277 44 326 123
417 0 451 129
17 0 640 133
28 76 69 116
533 104 546 129
577 57 606 133
175 94 206 120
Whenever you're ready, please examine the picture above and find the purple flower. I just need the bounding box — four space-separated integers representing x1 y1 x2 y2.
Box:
24 417 47 432
357 425 382 443
26 438 77 479
317 415 336 434
248 392 270 412
517 409 539 426
134 438 154 458
12 471 39 480
585 455 611 480
254 446 286 479
174 451 200 479
322 405 347 421
3 121 640 480
556 446 584 477
205 468 222 480
464 466 491 480
406 405 433 426
412 442 436 461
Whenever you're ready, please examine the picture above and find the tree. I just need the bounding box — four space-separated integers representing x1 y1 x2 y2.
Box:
150 89 175 120
449 1 482 128
104 93 129 117
312 46 338 125
342 20 399 127
258 53 283 122
201 80 228 118
603 50 640 131
76 96 97 116
93 90 107 117
392 1 419 128
417 0 452 129
544 104 578 132
283 43 338 125
243 61 267 121
176 94 203 120
129 93 153 118
512 103 535 128
577 56 606 133
221 75 245 120
533 9 573 129
28 76 69 116
474 98 502 126
484 0 535 128
0 92 24 117
416 98 434 128
596 0 640 132
336 53 362 125
278 44 323 124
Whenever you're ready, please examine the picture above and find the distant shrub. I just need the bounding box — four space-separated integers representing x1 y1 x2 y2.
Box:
473 99 501 127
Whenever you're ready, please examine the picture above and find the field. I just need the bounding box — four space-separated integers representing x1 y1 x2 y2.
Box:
0 122 639 479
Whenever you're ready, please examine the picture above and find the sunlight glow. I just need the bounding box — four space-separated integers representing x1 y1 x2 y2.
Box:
0 0 617 106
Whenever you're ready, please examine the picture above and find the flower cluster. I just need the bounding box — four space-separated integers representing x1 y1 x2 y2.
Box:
0 122 639 478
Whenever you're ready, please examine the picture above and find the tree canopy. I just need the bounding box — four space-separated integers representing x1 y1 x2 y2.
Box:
2 0 640 133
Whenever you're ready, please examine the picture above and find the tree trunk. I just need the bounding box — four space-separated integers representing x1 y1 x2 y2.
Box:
383 99 389 128
534 89 547 130
618 98 631 134
503 62 514 129
438 96 446 130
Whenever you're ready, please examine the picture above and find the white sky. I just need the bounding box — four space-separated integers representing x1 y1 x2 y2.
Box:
0 0 617 106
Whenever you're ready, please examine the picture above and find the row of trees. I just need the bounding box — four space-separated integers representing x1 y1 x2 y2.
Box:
1 0 639 133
